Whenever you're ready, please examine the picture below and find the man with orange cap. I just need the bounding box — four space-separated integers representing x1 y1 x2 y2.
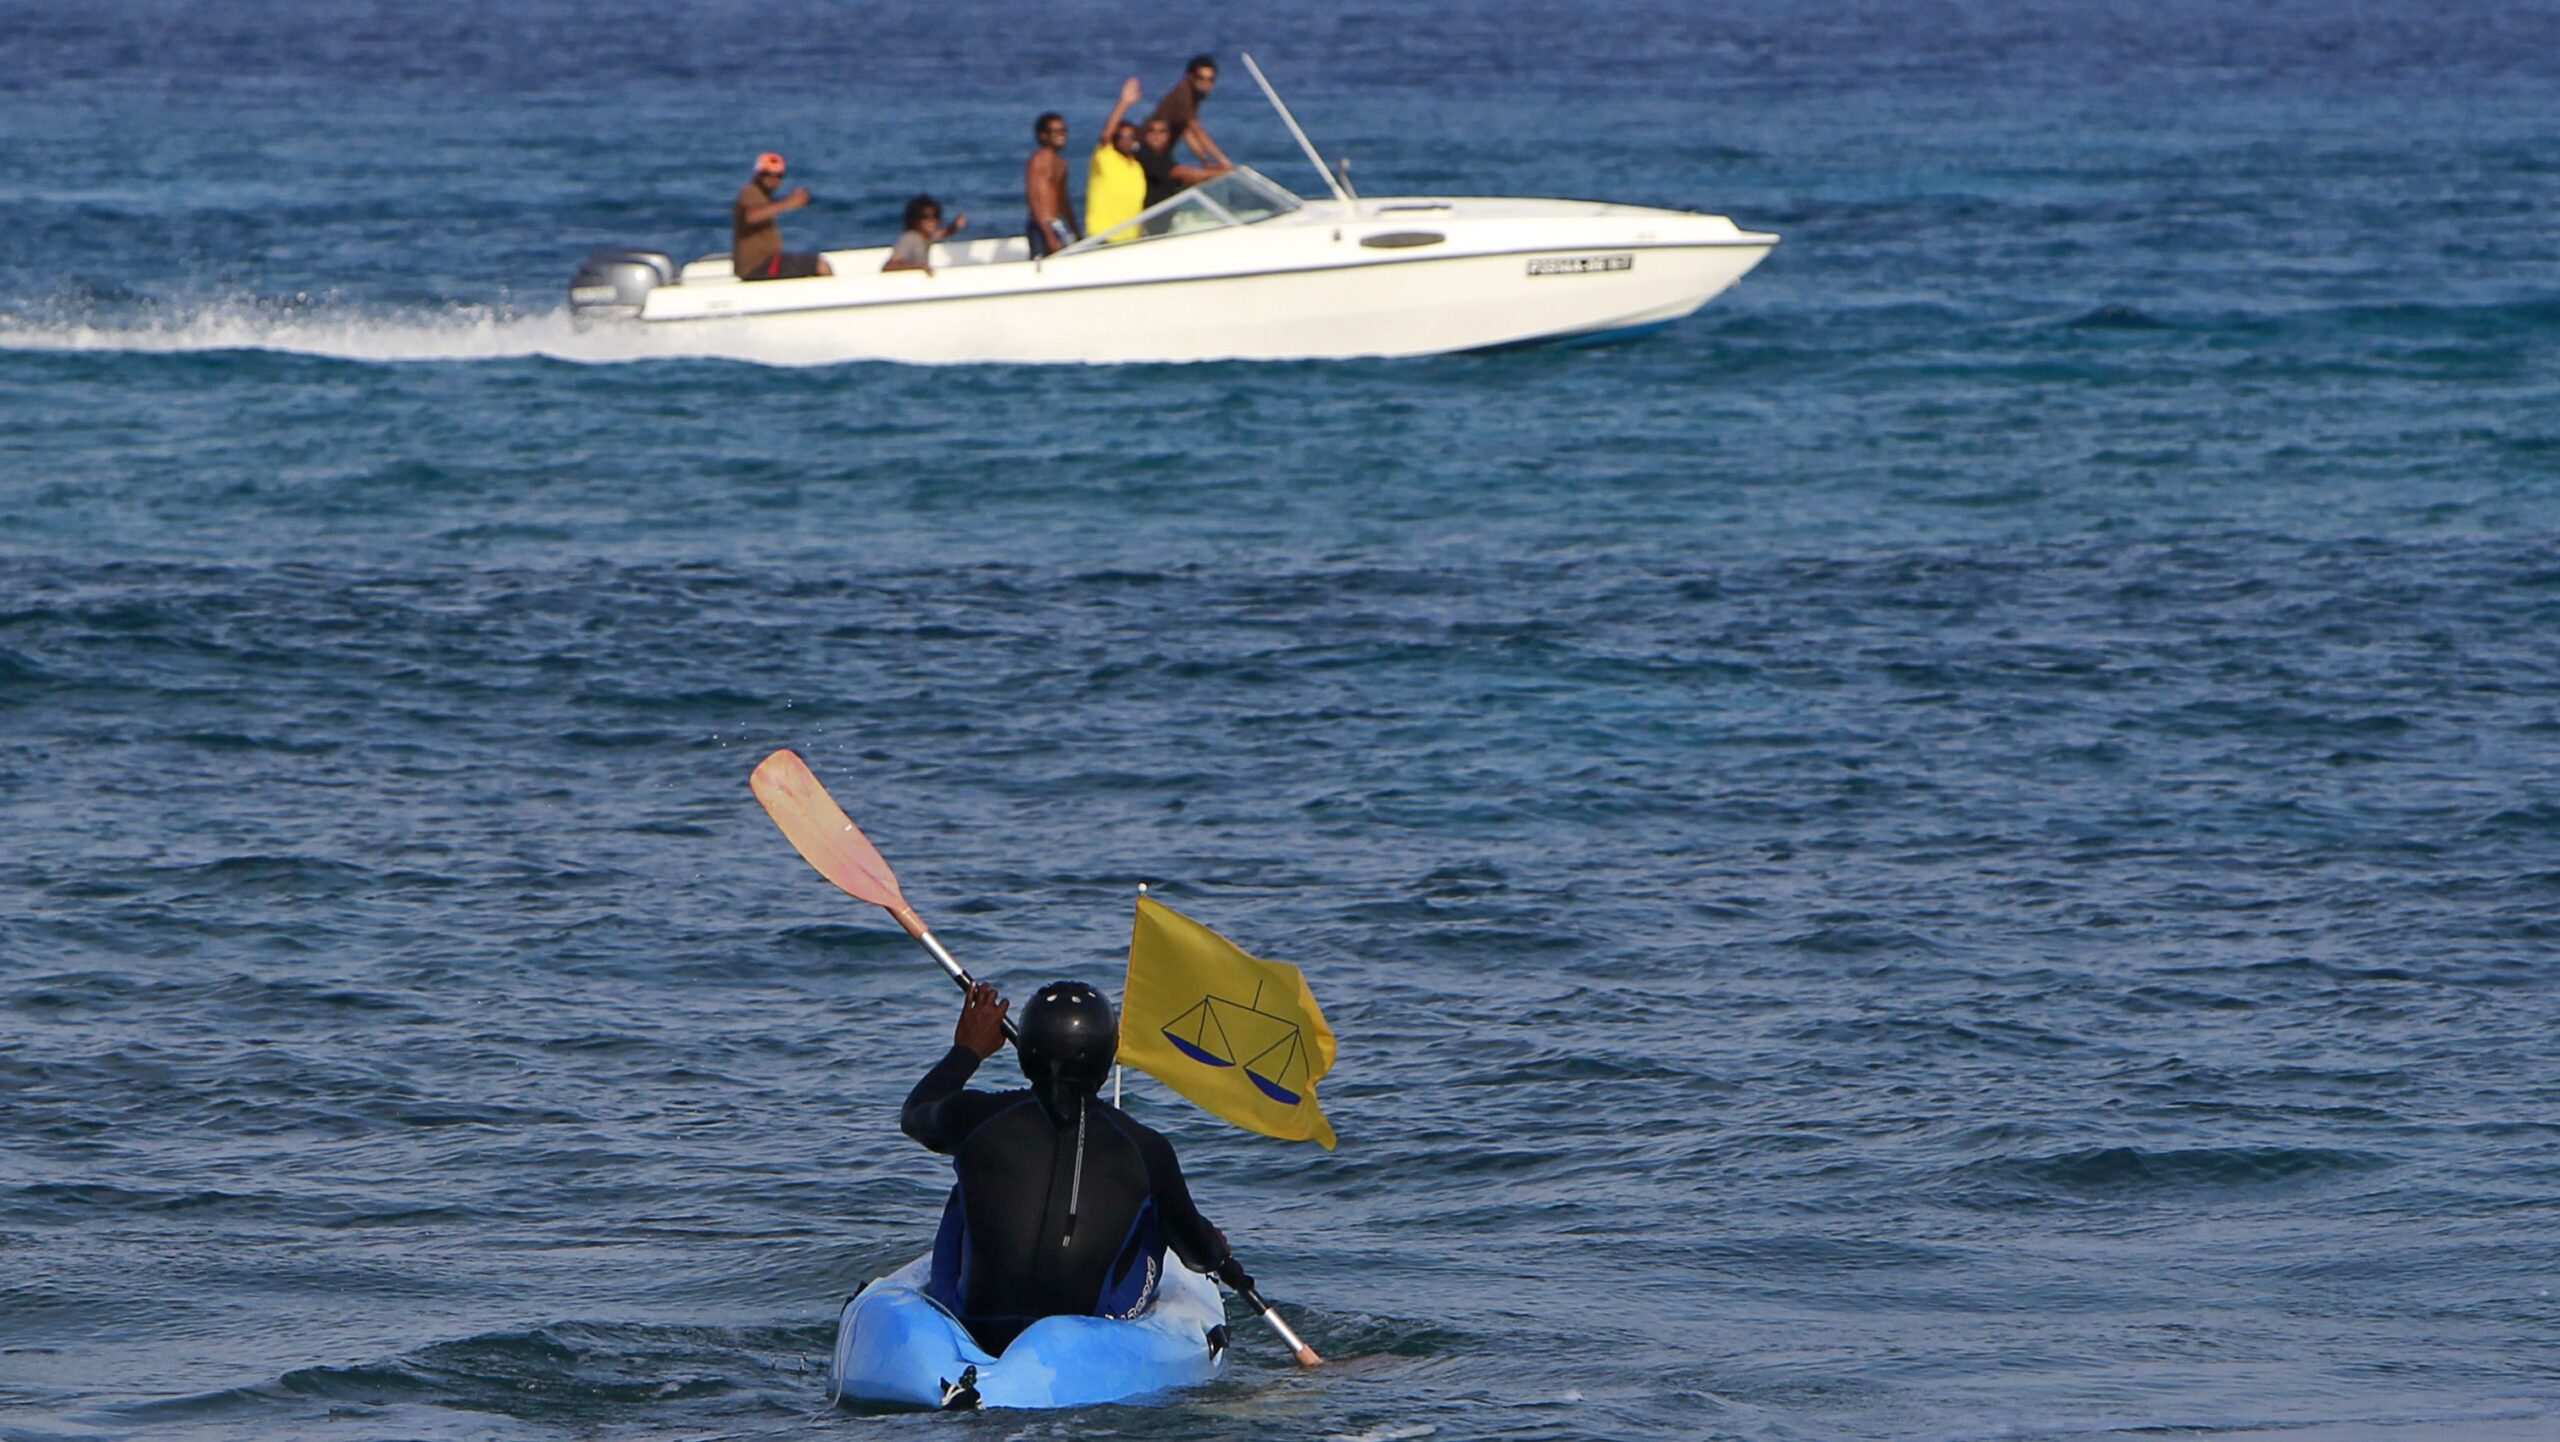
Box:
733 153 834 281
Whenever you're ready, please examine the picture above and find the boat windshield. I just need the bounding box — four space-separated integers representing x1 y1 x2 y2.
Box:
1070 167 1304 252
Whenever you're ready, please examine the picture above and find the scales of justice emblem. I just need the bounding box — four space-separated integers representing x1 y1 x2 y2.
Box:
1157 981 1315 1105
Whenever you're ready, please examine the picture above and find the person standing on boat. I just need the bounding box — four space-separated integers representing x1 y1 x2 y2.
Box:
901 980 1260 1355
1084 78 1149 244
1024 113 1079 257
1149 55 1230 171
1135 114 1230 215
882 195 967 277
733 152 833 281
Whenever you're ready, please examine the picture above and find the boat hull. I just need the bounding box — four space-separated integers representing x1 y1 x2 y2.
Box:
827 1252 1228 1410
629 241 1767 365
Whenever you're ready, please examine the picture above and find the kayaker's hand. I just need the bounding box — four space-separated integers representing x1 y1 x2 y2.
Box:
956 981 1009 1059
1213 1257 1256 1297
786 187 812 211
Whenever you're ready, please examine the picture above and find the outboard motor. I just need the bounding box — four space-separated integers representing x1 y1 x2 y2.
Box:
568 248 678 322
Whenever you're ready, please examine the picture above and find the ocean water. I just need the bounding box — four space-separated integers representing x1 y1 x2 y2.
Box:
4 2 2558 1439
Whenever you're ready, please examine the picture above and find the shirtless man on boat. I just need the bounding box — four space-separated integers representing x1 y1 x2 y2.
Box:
1024 113 1079 256
901 980 1255 1354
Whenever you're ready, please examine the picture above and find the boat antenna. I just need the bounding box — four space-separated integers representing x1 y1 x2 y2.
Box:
1240 52 1356 214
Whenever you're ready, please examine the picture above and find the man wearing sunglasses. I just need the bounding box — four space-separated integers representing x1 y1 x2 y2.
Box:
1084 77 1149 245
1136 114 1229 213
1149 54 1230 171
1024 113 1079 257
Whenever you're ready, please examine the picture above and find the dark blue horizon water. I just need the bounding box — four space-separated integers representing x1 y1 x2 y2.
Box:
4 3 2558 1440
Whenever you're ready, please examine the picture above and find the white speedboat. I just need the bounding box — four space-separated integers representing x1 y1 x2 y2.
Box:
569 59 1775 364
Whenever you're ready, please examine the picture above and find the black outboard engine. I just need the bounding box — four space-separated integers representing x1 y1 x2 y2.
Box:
569 249 678 322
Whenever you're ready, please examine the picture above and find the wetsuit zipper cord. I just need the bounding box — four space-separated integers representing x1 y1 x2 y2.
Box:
1063 1097 1087 1246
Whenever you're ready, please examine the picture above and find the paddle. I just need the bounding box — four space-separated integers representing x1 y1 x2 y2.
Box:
750 747 1014 1041
748 747 1324 1369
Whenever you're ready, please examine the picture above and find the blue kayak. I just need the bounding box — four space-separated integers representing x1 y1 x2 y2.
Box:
827 1251 1229 1410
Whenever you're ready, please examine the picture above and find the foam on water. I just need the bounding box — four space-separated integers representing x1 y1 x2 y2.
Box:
0 300 863 368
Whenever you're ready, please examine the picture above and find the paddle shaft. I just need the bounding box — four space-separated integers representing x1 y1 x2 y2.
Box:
1235 1281 1323 1367
884 900 1021 1045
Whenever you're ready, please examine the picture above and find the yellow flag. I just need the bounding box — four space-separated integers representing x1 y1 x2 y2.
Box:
1119 896 1338 1150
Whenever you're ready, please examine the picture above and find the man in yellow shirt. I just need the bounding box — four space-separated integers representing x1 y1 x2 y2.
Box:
1083 78 1149 245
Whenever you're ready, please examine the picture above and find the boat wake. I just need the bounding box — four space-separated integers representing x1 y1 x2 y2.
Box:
0 298 869 368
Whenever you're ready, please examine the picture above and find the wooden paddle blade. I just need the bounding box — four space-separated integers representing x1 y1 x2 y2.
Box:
751 749 909 912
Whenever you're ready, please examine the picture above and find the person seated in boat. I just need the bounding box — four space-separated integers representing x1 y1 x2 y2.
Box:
1084 78 1149 244
1024 113 1078 257
734 152 833 281
1134 114 1230 232
1149 54 1230 170
902 980 1257 1355
883 195 967 277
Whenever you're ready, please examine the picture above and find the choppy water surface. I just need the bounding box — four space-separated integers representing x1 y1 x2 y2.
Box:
4 3 2557 1440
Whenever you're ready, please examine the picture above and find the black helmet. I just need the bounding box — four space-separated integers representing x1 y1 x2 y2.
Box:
1017 981 1118 1114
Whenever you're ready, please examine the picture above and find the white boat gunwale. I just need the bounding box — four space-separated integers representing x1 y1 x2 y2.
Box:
643 236 1777 326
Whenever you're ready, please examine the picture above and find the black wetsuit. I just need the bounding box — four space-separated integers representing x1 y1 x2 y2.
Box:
900 1046 1231 1353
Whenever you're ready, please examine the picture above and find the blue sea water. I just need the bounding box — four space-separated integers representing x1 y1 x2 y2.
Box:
3 2 2558 1439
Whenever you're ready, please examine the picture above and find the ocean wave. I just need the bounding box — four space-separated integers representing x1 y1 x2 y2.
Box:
1963 1143 2395 1199
111 1318 819 1427
2189 293 2560 340
10 1182 268 1218
0 644 52 693
2063 304 2172 330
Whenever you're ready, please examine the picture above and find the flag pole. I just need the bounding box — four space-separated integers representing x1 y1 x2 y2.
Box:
1126 883 1326 1366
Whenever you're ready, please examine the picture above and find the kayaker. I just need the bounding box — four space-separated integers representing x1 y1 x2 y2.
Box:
1023 113 1078 256
733 152 833 281
1148 55 1230 170
1084 77 1148 244
901 979 1259 1354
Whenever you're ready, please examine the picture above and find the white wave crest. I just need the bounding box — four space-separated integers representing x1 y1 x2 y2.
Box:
0 298 868 368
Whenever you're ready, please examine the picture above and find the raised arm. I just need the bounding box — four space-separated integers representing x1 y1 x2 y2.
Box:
1096 76 1142 150
899 982 1012 1152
